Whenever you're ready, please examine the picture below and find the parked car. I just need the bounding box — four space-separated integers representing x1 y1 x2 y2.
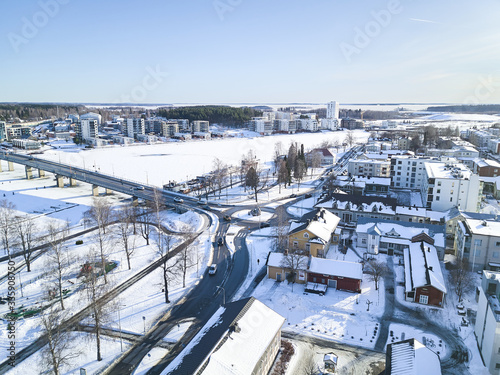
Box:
208 264 217 275
223 215 231 221
259 222 270 228
305 193 312 198
289 194 297 198
217 237 224 246
174 197 184 203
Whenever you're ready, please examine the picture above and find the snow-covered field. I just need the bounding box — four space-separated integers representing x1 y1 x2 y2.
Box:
40 130 370 186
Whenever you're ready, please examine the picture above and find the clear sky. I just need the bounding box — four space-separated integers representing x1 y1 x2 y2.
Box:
1 0 500 104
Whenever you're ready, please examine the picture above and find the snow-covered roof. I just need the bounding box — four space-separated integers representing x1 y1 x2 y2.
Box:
356 219 445 248
387 338 441 375
289 208 340 243
353 176 391 186
202 299 285 375
162 297 285 375
464 218 500 236
425 162 472 180
267 252 308 270
403 242 446 293
309 257 363 280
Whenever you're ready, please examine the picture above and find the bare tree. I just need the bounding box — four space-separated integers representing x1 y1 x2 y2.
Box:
282 248 308 290
293 158 306 190
46 222 70 310
449 257 475 302
82 248 112 362
273 141 283 173
84 198 113 284
273 206 289 252
302 353 318 375
345 130 355 148
245 166 260 202
309 151 322 176
40 303 79 375
212 158 228 199
365 260 389 290
114 204 135 270
14 215 38 272
0 200 16 259
136 205 153 246
333 139 340 153
277 160 288 194
177 230 196 288
156 232 178 303
201 174 215 199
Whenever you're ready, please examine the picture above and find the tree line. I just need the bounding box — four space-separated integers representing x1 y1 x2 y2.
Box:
157 105 262 126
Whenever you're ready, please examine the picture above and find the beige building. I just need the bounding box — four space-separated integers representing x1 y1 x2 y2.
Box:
288 208 341 258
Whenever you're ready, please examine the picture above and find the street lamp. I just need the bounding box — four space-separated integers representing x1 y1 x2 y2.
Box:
143 316 146 335
216 286 225 306
118 304 126 352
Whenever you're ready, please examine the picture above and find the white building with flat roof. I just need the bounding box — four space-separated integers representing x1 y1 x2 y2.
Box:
327 101 339 119
421 162 482 212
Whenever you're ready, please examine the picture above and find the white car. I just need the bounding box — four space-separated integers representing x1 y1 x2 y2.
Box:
208 264 217 275
174 197 184 203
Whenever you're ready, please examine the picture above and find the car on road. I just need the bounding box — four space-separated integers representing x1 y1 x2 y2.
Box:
208 264 217 275
223 215 231 221
259 222 270 228
217 237 224 246
304 193 312 198
202 204 211 210
131 186 145 191
197 199 207 205
289 194 297 198
174 197 184 203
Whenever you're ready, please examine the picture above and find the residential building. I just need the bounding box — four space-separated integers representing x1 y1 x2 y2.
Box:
348 159 390 177
161 121 179 137
266 252 362 292
316 193 445 225
473 159 500 177
126 118 145 139
475 270 500 374
320 118 339 130
12 139 41 150
77 119 98 141
403 241 446 307
469 129 495 149
273 119 291 133
145 118 166 134
356 218 446 259
385 338 442 375
288 208 341 258
163 297 284 375
390 156 433 190
7 125 32 140
80 112 102 125
0 121 6 141
455 218 500 272
306 148 335 166
326 101 339 119
192 120 209 133
341 118 364 130
397 137 411 151
297 118 319 132
421 162 483 212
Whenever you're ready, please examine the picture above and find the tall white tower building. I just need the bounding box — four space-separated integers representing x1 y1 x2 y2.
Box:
327 101 339 119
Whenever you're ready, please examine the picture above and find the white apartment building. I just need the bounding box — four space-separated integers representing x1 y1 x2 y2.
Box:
320 118 339 130
297 118 319 132
126 118 145 139
391 156 432 189
191 120 209 133
348 159 390 177
455 218 500 272
80 112 102 125
162 121 179 137
79 119 98 141
274 119 291 133
421 162 482 212
327 101 339 119
475 270 500 374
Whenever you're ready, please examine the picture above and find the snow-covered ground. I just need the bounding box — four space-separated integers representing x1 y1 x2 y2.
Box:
39 130 370 186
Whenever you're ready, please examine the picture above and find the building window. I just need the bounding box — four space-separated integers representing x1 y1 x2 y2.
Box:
475 249 481 257
496 363 500 369
419 295 429 304
493 252 499 258
304 233 309 238
450 197 453 202
474 239 483 247
437 189 440 193
293 241 298 248
438 181 441 186
436 197 440 201
496 241 500 246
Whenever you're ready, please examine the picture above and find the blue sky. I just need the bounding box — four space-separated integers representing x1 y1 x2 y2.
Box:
1 0 500 104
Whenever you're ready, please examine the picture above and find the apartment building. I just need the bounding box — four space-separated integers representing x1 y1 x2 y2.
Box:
0 121 6 141
473 159 500 177
77 119 98 141
455 218 500 272
475 270 500 374
390 156 431 189
348 159 390 177
126 118 145 139
421 162 482 212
